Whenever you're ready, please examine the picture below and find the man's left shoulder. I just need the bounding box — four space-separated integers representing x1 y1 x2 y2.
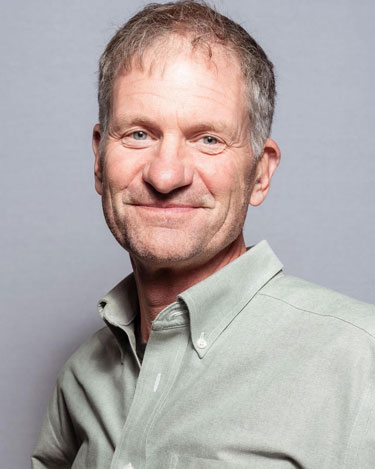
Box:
260 273 375 338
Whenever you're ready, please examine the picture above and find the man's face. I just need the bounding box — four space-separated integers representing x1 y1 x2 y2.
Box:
94 39 267 269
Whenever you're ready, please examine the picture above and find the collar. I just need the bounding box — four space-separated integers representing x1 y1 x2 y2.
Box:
179 240 283 357
98 240 283 359
97 275 139 361
98 274 139 327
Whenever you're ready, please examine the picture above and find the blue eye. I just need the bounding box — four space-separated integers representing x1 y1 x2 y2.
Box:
202 136 218 145
132 131 148 140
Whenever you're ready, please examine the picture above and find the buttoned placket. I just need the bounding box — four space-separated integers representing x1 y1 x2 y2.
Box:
110 301 190 469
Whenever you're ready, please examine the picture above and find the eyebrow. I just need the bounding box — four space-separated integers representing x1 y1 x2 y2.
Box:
111 114 232 136
185 121 229 134
110 116 158 134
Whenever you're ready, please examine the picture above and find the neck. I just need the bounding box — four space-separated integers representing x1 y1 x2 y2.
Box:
131 234 246 342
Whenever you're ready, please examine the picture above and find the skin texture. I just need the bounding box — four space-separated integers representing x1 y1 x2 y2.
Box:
93 37 280 341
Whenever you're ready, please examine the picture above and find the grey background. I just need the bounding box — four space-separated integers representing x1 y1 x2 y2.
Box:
1 0 374 467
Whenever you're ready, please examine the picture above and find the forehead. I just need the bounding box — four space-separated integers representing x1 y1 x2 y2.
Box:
111 35 248 126
129 33 243 78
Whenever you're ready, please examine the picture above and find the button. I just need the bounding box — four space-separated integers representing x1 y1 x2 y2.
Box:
197 332 207 349
153 372 162 392
169 310 185 320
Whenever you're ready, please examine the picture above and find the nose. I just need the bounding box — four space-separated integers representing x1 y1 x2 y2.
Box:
142 136 194 194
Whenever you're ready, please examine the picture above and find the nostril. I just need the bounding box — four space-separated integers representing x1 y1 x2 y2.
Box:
145 182 188 200
142 160 193 194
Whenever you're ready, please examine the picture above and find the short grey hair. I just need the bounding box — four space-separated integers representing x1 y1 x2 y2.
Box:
98 0 276 159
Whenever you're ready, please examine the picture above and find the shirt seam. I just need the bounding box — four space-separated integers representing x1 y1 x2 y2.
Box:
141 338 188 468
343 380 374 467
259 292 375 340
46 411 73 464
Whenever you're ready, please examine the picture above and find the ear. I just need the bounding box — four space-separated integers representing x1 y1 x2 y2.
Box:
92 123 104 195
249 138 281 207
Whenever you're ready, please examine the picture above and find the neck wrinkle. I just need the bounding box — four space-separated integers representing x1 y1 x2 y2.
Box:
131 234 247 342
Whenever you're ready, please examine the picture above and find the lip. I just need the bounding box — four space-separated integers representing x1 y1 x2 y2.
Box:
133 203 197 207
133 204 197 213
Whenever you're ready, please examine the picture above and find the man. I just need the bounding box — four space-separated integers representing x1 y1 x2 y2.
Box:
32 1 375 468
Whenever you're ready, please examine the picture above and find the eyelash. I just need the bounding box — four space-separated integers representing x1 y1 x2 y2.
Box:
121 130 225 154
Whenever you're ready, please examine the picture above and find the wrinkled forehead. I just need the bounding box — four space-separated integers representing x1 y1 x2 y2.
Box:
119 33 245 88
108 33 250 139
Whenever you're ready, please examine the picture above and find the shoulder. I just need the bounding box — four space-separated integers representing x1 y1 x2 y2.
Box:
259 273 375 339
56 326 120 388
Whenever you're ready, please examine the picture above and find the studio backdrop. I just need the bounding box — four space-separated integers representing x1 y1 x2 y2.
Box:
1 1 374 467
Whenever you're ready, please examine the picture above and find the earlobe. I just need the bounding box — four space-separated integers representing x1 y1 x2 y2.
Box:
92 124 104 195
249 138 281 207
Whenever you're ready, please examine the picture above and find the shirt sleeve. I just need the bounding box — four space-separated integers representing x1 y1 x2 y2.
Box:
31 376 79 469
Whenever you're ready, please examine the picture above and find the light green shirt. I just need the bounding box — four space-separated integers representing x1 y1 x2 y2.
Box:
32 241 375 468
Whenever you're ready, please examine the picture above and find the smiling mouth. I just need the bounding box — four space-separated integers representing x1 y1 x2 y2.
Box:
134 202 196 207
133 204 198 213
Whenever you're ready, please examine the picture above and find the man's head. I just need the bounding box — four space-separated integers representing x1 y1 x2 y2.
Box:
93 1 280 270
97 0 276 160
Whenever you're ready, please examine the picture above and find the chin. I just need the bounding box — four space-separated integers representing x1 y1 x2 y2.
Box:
126 239 202 266
108 221 202 264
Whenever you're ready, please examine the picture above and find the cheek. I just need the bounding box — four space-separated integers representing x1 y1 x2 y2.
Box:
103 145 143 191
195 154 249 199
